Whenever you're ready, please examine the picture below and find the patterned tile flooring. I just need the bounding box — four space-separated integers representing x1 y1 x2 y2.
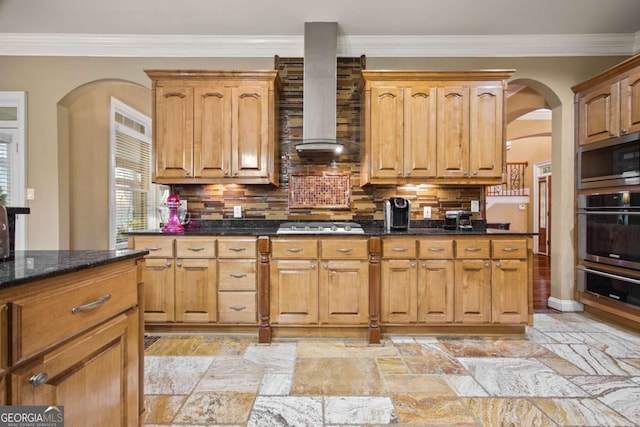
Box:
143 312 640 426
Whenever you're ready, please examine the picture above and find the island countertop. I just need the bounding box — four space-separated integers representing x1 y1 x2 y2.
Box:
0 249 149 290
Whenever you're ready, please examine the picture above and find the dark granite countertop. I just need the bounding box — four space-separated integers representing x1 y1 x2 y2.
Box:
127 220 536 237
0 249 148 290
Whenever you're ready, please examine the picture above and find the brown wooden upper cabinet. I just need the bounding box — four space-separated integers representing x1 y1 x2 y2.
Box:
145 70 281 185
359 70 514 186
573 54 640 146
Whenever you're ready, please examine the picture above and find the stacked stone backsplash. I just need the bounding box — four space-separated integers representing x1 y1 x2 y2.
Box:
173 57 482 221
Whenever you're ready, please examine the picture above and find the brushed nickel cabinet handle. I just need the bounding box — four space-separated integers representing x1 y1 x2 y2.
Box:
145 247 162 251
428 247 445 252
229 247 247 252
501 247 519 252
287 248 303 253
230 273 247 278
336 248 353 253
392 247 408 252
71 294 112 314
187 247 205 252
465 247 482 252
229 305 246 311
29 372 48 387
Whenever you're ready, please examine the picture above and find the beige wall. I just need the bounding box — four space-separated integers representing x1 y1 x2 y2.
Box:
0 54 629 307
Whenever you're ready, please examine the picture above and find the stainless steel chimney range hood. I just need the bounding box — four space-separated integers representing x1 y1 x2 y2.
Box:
295 22 347 160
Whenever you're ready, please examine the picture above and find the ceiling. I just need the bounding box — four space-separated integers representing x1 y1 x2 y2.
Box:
1 0 639 57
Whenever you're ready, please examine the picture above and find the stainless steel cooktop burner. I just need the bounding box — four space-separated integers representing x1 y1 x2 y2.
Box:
276 222 364 235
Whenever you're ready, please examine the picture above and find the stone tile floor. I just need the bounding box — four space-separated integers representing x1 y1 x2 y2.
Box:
143 312 640 426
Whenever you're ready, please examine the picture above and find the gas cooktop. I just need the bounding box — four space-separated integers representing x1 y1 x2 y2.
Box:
276 222 364 235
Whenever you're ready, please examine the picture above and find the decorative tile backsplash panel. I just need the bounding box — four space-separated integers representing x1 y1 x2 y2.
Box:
173 57 484 221
289 173 351 209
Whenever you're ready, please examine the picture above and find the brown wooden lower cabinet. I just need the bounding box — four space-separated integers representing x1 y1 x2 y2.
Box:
130 233 532 342
1 257 144 426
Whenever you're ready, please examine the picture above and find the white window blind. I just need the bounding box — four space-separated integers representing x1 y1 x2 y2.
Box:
0 131 12 206
114 125 150 246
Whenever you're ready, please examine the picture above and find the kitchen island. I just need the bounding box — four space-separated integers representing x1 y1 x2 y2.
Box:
129 222 535 344
0 249 147 426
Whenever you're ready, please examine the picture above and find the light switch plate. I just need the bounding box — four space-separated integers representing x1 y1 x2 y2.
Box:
233 206 242 218
26 188 35 200
423 207 432 219
471 200 480 212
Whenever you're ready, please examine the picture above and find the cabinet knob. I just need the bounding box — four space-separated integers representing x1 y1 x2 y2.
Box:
622 128 628 134
411 263 416 268
421 262 427 268
463 171 469 176
323 264 329 269
473 171 478 176
406 172 411 176
609 131 616 137
397 171 402 176
29 372 49 387
165 262 172 268
176 262 182 268
485 262 490 268
496 262 502 268
310 264 316 270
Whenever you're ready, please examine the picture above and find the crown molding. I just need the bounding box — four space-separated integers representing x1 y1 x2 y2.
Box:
0 32 636 57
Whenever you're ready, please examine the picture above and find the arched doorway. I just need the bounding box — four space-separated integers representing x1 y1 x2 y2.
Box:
502 79 562 310
58 79 151 249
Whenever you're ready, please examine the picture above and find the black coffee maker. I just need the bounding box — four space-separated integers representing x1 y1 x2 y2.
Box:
384 197 411 230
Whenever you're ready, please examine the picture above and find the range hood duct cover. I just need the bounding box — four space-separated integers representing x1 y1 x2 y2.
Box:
296 22 345 160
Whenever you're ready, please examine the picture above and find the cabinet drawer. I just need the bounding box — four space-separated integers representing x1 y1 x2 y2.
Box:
133 236 174 258
271 239 318 259
321 239 368 259
418 239 454 259
176 238 216 258
218 238 257 258
11 266 138 364
492 240 528 259
455 240 490 258
218 292 257 324
218 260 257 290
382 238 416 259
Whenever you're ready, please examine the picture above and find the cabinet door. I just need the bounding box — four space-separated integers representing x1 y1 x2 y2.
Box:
232 85 270 179
175 258 217 323
194 85 231 178
381 259 417 323
155 84 194 179
270 260 318 324
454 259 491 323
418 260 454 323
370 86 404 179
319 260 369 325
404 86 437 178
578 82 620 145
10 313 138 427
620 69 640 136
492 259 528 324
143 258 175 323
437 86 470 178
469 85 503 178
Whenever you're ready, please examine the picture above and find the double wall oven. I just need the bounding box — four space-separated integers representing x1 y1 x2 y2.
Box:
576 133 640 308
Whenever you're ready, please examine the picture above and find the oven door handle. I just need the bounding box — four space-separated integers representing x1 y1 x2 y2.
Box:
576 265 640 284
577 210 640 215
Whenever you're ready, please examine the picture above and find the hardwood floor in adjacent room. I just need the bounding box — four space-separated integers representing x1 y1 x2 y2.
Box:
533 254 551 311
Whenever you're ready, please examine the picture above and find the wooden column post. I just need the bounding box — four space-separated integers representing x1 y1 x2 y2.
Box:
258 236 272 343
368 236 381 344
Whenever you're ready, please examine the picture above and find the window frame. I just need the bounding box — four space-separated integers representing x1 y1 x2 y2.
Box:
109 97 157 250
0 91 26 250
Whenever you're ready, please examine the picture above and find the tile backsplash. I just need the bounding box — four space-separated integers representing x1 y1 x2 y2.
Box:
173 57 482 221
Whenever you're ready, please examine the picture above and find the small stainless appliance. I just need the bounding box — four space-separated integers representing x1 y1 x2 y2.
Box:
276 221 364 235
444 210 473 230
384 198 411 231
